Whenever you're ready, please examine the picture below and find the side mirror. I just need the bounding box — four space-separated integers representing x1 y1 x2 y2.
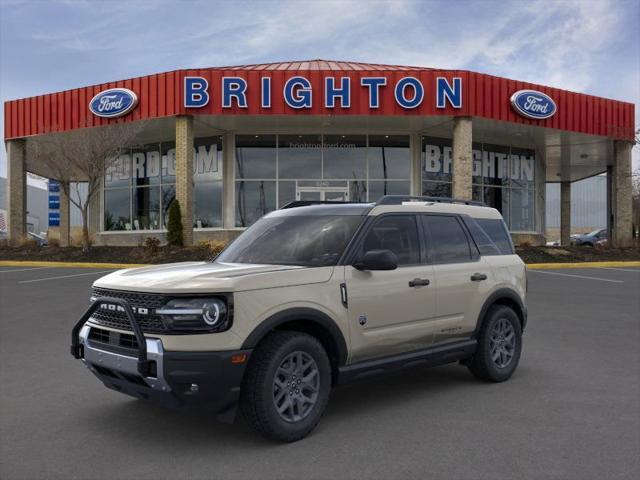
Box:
353 249 398 271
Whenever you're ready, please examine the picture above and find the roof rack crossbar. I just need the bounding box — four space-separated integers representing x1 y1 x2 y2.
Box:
375 195 486 207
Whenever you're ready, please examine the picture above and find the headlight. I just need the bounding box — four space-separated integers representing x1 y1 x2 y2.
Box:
156 297 230 332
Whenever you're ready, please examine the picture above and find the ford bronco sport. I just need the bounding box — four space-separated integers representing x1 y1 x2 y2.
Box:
71 195 527 442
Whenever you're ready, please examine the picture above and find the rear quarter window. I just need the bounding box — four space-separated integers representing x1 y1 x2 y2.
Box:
475 218 514 255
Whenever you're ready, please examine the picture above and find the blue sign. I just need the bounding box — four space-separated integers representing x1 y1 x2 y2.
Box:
48 212 60 227
510 90 557 120
49 199 60 210
48 181 60 193
89 88 138 118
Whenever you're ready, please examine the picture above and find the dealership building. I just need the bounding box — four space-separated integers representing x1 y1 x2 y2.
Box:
3 60 636 246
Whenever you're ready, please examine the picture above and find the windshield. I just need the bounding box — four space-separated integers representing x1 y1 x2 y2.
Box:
587 229 604 237
217 215 363 267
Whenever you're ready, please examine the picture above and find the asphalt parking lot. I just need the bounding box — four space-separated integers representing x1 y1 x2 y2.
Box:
1 265 639 480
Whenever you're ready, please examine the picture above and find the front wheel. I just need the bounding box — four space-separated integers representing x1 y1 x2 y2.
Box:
240 331 331 442
468 305 522 382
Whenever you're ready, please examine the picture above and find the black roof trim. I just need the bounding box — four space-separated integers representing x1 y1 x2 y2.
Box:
375 195 486 206
272 202 373 216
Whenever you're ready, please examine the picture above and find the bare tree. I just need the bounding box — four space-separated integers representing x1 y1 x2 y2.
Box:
27 122 143 250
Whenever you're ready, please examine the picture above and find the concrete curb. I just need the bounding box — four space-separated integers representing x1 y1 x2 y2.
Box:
2 260 639 270
526 261 640 269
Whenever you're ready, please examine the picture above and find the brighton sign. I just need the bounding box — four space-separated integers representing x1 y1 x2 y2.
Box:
89 88 138 118
86 77 556 120
183 76 464 110
510 89 557 120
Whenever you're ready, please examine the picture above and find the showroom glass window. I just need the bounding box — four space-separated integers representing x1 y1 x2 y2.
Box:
422 136 536 232
194 137 223 228
104 153 132 231
422 136 453 198
103 137 223 231
235 135 277 228
234 134 410 227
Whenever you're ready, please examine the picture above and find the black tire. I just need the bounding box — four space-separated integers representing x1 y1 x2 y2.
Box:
240 331 331 442
468 305 522 382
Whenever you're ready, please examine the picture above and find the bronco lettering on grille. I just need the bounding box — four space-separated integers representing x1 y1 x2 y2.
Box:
99 303 150 315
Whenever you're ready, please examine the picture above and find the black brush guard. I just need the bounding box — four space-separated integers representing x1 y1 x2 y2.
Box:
70 297 152 377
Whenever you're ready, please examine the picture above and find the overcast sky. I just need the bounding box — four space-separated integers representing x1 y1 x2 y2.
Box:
1 0 638 181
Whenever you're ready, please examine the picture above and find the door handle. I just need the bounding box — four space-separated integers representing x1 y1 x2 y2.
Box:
409 278 430 287
470 273 488 282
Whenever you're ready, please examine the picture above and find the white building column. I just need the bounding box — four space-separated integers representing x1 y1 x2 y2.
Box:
175 115 194 246
560 181 571 246
222 133 236 228
610 141 633 247
409 133 422 196
6 139 27 245
452 117 473 201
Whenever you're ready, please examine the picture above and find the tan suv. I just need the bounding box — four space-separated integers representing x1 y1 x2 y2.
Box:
71 196 527 442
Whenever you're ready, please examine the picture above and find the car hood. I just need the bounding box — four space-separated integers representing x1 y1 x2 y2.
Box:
93 261 335 293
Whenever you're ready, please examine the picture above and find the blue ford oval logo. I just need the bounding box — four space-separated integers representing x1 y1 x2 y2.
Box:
510 89 556 120
89 88 138 118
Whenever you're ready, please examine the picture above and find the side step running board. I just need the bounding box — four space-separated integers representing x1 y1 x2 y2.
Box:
337 339 477 384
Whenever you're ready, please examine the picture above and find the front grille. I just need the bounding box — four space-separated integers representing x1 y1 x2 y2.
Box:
88 327 140 355
90 288 168 333
89 327 139 348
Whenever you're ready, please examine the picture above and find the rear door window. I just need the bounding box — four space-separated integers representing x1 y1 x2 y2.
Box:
422 215 473 264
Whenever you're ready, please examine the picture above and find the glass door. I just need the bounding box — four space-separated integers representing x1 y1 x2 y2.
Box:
295 182 350 202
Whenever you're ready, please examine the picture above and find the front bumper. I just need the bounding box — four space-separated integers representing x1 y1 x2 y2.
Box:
72 297 251 423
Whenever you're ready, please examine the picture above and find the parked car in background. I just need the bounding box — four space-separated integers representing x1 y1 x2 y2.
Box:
571 229 607 247
27 231 48 246
0 230 49 245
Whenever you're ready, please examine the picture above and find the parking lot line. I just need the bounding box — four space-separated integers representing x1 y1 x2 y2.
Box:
597 267 640 273
0 266 54 273
528 270 624 283
18 270 114 284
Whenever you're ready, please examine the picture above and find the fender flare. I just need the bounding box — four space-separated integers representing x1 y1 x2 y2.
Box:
473 288 527 336
241 307 349 366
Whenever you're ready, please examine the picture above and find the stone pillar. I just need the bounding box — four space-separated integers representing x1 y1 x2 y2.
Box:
410 133 422 196
610 141 633 247
6 139 27 245
222 133 236 229
560 181 571 246
606 165 613 241
59 181 70 247
452 117 473 201
175 115 194 246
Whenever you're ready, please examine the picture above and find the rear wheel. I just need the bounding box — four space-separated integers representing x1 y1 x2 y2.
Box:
241 331 331 442
468 305 522 382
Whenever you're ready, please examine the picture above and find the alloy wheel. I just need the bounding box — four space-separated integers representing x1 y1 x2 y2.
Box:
489 318 516 368
272 351 320 423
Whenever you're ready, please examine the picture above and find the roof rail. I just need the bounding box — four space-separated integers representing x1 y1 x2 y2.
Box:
375 195 486 207
280 200 365 209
